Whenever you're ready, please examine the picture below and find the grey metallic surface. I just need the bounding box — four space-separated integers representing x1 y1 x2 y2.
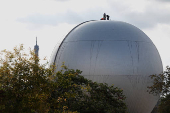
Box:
51 20 163 113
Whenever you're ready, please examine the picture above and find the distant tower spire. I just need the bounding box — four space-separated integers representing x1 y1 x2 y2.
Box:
36 37 37 45
34 37 39 57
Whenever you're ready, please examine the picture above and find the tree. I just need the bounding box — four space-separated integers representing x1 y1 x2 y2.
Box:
148 66 170 113
0 45 127 113
0 45 56 113
53 65 127 113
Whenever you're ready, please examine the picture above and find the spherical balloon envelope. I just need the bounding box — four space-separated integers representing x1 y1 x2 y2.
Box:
51 20 163 113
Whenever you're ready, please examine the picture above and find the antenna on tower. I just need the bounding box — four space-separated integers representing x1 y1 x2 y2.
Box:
34 37 39 57
36 37 37 45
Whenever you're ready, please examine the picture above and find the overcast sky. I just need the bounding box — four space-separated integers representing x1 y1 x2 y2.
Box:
0 0 170 68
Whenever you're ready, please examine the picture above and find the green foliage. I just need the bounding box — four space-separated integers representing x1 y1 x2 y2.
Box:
53 64 127 113
148 66 170 113
0 45 56 113
158 94 170 113
0 45 127 113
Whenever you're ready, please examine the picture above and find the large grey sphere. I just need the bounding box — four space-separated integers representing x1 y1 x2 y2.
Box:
51 20 163 113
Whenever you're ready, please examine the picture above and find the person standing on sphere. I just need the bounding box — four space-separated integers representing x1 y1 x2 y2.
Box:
106 15 110 20
103 13 106 20
101 13 110 20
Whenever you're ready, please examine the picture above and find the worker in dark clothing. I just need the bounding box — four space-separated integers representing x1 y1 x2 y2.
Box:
106 15 110 20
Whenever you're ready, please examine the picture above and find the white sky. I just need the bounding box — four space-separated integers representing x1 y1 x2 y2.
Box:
0 0 170 69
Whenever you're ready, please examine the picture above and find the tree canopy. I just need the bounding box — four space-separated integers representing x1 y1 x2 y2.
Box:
148 66 170 113
0 45 127 113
